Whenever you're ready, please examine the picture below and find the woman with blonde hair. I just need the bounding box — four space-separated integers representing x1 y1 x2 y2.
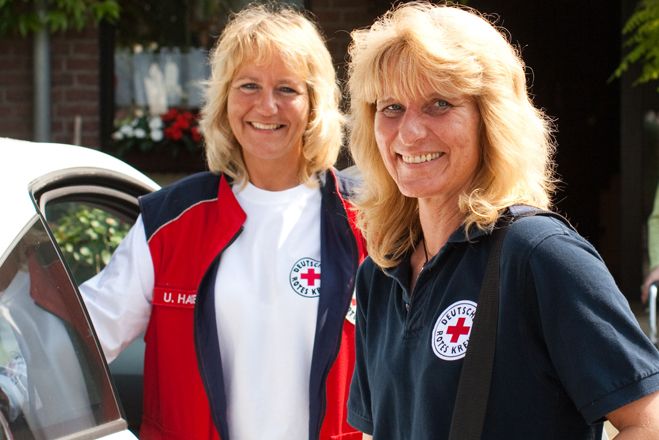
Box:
81 3 365 439
346 2 659 439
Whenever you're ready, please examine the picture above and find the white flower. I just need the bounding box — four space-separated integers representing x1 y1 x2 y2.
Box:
149 116 163 130
134 128 146 138
112 131 123 140
120 125 134 136
135 108 145 118
151 129 163 142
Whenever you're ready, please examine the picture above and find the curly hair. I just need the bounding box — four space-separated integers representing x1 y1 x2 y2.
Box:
348 1 557 268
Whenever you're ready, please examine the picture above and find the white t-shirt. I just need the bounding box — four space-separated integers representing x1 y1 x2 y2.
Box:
217 182 321 440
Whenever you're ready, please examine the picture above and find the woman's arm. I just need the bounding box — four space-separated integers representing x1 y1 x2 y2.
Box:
78 216 153 362
607 390 659 439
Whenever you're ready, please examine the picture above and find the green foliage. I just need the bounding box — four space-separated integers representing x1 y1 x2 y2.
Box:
0 0 120 37
50 205 130 283
613 0 659 90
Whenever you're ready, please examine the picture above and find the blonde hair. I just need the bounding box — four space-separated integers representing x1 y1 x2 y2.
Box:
348 1 557 268
200 2 344 185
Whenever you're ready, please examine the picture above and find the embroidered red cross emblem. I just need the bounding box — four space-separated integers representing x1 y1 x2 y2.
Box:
300 268 321 286
446 317 471 343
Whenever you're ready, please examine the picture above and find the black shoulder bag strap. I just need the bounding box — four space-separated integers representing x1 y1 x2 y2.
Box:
447 207 573 440
447 225 507 440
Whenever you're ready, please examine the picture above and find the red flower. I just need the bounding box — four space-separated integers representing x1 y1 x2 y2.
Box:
153 107 203 148
162 108 179 122
174 114 191 130
165 125 183 141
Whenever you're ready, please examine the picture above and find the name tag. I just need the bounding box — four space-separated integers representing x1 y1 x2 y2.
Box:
153 287 197 308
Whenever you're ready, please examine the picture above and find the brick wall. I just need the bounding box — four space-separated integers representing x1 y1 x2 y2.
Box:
0 27 101 147
0 2 379 150
51 27 101 147
0 37 33 141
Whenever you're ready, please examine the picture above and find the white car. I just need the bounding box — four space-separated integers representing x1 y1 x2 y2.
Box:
0 138 160 439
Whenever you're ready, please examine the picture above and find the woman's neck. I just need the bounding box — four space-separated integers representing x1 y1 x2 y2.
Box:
418 196 464 257
409 197 464 292
247 163 303 191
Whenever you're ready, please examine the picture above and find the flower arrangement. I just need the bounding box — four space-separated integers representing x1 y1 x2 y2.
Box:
111 107 203 156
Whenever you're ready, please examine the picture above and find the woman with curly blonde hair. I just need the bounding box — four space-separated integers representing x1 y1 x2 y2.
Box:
80 3 365 440
346 2 659 439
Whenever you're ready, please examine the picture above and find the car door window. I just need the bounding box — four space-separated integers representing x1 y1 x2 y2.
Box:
0 218 124 439
45 202 132 285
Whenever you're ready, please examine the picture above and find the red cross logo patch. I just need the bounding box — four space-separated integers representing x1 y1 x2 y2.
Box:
431 300 477 361
289 257 321 298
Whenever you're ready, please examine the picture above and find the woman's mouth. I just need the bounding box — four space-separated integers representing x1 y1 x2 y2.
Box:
250 122 284 130
401 152 443 164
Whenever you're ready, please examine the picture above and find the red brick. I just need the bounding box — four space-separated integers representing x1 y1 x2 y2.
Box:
51 89 64 101
0 39 30 56
0 56 31 71
51 40 73 55
0 107 15 117
64 57 99 71
50 120 65 132
64 88 98 101
6 88 32 101
52 72 75 87
71 40 98 55
54 103 98 118
0 72 31 87
74 73 100 87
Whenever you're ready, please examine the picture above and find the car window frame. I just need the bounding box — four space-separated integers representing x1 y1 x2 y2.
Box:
0 215 131 440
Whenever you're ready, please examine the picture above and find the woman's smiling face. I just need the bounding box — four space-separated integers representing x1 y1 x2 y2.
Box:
374 90 481 202
227 52 310 187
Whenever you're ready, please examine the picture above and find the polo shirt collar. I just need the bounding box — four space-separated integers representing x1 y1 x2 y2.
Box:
384 223 491 284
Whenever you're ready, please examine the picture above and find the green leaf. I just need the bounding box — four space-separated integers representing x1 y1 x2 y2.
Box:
0 0 121 36
613 0 659 89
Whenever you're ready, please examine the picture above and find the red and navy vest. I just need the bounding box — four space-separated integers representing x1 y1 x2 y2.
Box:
138 170 366 440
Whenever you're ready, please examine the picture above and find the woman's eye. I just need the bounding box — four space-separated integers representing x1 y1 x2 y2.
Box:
278 86 299 95
431 100 451 111
380 103 404 115
239 83 259 91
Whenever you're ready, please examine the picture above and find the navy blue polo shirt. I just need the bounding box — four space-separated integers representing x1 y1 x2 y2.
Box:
348 215 659 439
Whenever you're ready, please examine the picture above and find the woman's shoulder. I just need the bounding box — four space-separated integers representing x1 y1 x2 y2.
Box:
502 210 600 265
139 171 222 236
507 211 573 240
141 172 220 207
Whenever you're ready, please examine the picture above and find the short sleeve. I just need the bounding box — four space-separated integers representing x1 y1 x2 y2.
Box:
527 229 659 423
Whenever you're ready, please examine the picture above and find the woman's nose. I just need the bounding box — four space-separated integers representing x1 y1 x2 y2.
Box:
256 90 278 115
398 111 426 145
